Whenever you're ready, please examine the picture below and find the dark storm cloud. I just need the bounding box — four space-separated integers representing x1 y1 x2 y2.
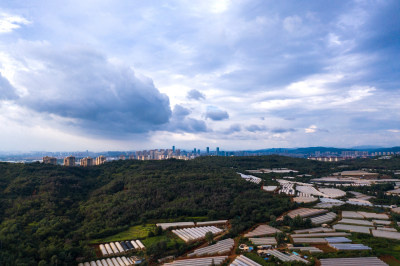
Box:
12 45 172 135
168 105 207 133
246 125 266 132
0 72 18 100
173 105 191 117
205 106 229 121
180 118 207 132
223 124 241 134
187 89 205 100
271 128 296 134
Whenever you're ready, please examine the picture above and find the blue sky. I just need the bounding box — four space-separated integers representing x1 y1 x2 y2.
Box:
0 0 399 151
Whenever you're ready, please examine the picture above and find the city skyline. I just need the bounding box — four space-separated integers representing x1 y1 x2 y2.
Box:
0 0 399 151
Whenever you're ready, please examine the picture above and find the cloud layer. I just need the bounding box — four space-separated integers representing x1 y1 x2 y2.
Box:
0 0 399 150
205 106 229 121
187 89 205 100
3 43 172 135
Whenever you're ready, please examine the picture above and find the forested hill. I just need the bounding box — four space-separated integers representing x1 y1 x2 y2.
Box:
0 155 398 265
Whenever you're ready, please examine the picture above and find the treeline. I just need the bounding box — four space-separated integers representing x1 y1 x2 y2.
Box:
1 155 398 265
338 156 400 175
342 183 400 205
0 156 296 265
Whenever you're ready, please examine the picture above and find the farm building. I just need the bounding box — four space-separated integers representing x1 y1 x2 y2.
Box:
319 257 387 266
187 238 234 257
156 222 195 230
282 208 327 219
268 249 309 264
162 256 228 265
333 224 372 234
172 226 223 242
244 224 281 237
249 237 277 246
230 255 261 266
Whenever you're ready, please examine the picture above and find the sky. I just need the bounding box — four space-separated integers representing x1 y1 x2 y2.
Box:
0 0 399 151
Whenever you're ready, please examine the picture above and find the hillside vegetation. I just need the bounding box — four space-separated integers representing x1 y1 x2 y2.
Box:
0 155 399 265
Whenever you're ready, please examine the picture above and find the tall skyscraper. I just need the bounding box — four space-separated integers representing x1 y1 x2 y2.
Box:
172 146 175 153
216 147 220 155
206 147 210 154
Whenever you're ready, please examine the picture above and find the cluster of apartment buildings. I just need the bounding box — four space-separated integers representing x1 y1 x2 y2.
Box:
128 146 223 160
134 148 187 160
309 150 400 161
308 157 345 162
41 146 224 166
43 155 106 167
370 151 399 156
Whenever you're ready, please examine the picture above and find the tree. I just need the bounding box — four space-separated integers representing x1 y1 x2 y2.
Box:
146 241 167 259
38 260 47 266
276 232 287 246
283 215 292 226
50 255 58 266
269 215 277 227
205 231 214 244
291 215 303 228
208 210 218 219
304 218 312 228
155 226 163 236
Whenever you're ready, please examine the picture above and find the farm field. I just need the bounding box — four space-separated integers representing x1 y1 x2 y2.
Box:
90 224 157 244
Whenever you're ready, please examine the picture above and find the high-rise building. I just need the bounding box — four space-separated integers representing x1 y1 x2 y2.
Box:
95 155 106 165
80 157 94 167
172 146 175 153
216 147 220 155
206 147 210 154
43 156 57 165
63 156 76 167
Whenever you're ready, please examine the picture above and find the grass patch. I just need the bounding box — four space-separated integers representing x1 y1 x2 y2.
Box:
142 233 184 249
147 216 209 223
89 224 156 244
187 216 209 222
349 233 400 261
243 252 275 266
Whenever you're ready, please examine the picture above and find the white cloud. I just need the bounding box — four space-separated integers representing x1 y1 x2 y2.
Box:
0 42 172 135
0 13 30 33
255 74 375 112
328 33 342 46
283 15 302 33
210 0 231 13
337 8 368 29
258 98 301 110
337 86 375 105
305 125 317 133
